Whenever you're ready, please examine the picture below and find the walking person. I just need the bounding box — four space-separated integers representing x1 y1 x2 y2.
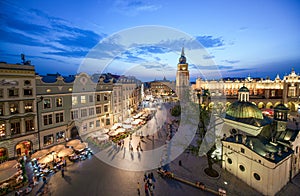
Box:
61 167 65 177
137 182 140 195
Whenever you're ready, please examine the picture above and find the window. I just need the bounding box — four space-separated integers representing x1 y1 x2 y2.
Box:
89 95 94 102
43 98 51 109
24 102 33 112
72 96 78 105
56 97 63 107
0 123 6 137
71 110 79 120
296 146 299 154
104 105 108 112
0 104 3 116
24 80 31 86
23 89 33 96
8 88 18 97
81 109 87 118
106 118 110 125
253 173 261 181
96 120 100 127
241 148 245 153
25 119 34 132
96 106 101 114
89 108 95 116
9 103 19 114
96 94 101 101
43 114 53 126
46 89 51 93
227 158 232 164
89 122 94 128
44 134 54 146
56 131 65 142
81 95 86 104
104 94 108 101
11 122 21 135
239 165 245 172
0 89 3 98
55 112 64 123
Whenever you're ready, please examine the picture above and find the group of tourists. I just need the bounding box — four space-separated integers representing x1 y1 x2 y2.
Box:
136 172 155 196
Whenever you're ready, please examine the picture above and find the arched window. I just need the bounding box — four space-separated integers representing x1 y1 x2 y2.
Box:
253 173 261 181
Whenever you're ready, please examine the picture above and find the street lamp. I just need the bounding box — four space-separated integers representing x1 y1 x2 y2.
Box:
36 96 43 150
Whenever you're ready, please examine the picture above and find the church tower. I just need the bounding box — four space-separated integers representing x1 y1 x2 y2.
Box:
176 47 190 100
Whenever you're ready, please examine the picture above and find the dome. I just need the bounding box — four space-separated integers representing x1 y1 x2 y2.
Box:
274 103 289 111
179 55 186 64
238 86 249 92
226 101 263 119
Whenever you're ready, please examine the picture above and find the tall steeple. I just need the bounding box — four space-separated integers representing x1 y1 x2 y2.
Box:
176 47 190 100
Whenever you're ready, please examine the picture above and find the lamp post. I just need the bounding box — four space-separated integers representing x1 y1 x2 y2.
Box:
196 89 202 138
36 96 43 150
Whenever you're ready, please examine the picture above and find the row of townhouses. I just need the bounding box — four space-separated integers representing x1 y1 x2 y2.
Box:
0 62 142 160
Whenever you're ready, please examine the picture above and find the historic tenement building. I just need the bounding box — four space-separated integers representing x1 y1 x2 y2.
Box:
0 63 39 159
192 68 300 111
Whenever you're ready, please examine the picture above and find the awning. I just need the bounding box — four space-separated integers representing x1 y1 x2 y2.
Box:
49 144 65 153
57 148 73 157
31 149 49 159
66 139 81 147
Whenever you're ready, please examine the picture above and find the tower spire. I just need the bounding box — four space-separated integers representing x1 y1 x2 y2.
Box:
181 47 185 56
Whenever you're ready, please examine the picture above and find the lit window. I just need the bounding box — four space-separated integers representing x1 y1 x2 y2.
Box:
56 131 65 142
46 89 51 93
9 103 19 114
0 123 6 137
24 102 33 112
81 96 86 104
72 96 78 105
44 134 54 146
68 88 72 92
56 97 63 107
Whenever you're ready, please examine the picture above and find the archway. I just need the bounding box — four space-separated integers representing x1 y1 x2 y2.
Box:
266 102 273 109
288 102 297 111
70 126 79 139
225 102 231 108
274 102 281 108
15 140 32 156
258 102 265 109
251 102 257 105
0 147 8 161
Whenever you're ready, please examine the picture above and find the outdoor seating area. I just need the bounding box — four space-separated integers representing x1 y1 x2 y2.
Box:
0 159 26 195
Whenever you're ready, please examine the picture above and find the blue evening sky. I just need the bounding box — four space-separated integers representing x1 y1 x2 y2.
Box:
0 0 300 81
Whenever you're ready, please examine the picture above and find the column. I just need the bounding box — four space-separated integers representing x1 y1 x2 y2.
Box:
21 118 25 134
19 101 24 114
5 120 11 137
4 102 9 116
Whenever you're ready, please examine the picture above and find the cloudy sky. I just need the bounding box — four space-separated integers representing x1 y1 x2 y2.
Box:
1 0 300 81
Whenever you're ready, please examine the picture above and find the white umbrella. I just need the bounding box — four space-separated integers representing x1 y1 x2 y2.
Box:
31 149 49 159
74 143 87 151
123 124 132 129
57 148 73 157
97 134 109 141
49 144 65 153
66 139 81 147
38 154 54 164
103 128 109 134
123 118 133 124
115 128 126 134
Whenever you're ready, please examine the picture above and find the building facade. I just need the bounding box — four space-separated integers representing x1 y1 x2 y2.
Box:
0 63 39 159
192 69 300 111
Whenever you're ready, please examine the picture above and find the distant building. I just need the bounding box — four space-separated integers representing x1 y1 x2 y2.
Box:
0 62 38 158
221 86 300 195
192 69 300 111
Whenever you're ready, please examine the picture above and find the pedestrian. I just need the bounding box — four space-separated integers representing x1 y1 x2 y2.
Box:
137 182 140 195
144 173 148 182
144 183 149 195
61 167 65 177
42 176 47 184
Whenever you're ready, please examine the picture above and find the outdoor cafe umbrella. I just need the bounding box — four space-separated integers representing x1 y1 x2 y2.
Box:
38 154 54 164
31 149 49 159
0 160 18 183
74 143 87 151
66 139 81 147
49 144 65 153
57 148 73 157
123 124 132 129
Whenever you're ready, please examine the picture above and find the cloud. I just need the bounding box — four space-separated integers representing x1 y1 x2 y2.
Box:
203 55 215 59
113 0 161 15
222 60 240 64
195 36 224 48
141 62 174 71
189 64 233 70
227 68 253 72
239 27 248 31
